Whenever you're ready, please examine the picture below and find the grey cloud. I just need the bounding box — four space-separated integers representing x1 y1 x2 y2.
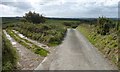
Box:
40 1 118 18
40 2 76 12
1 2 32 10
84 5 117 18
0 0 118 18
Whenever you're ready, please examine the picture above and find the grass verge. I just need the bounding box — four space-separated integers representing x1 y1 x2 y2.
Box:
76 24 118 68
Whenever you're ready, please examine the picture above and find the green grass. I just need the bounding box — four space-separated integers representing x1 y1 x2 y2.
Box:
3 19 79 47
76 24 118 68
35 48 48 57
45 19 79 25
12 20 67 46
2 32 18 71
6 29 49 57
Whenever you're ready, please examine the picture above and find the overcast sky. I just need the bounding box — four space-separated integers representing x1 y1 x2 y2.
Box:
0 0 119 18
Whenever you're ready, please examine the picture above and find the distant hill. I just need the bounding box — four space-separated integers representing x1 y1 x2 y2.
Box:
1 17 118 24
2 17 21 24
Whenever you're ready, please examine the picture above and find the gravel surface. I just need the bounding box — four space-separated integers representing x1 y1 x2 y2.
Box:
36 29 118 70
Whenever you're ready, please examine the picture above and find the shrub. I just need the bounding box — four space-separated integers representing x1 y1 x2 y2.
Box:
23 11 46 24
97 17 115 35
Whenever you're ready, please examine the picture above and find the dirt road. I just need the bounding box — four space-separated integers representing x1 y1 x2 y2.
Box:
3 30 44 70
36 29 117 70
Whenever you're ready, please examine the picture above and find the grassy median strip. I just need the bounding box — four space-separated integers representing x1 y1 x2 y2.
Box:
6 29 49 57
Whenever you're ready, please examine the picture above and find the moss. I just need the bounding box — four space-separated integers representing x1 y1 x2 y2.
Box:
35 48 49 57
